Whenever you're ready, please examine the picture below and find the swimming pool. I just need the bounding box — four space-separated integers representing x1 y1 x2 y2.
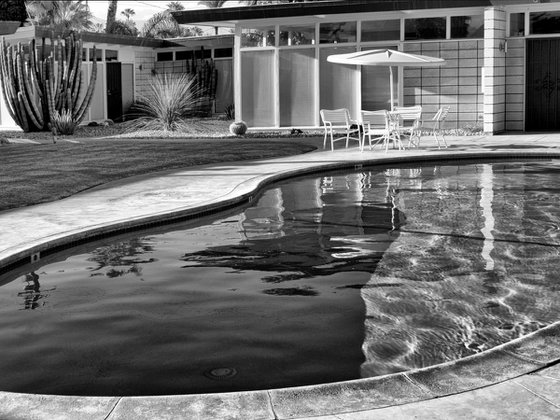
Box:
0 159 558 396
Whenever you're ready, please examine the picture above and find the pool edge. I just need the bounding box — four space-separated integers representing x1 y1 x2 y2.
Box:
1 148 560 419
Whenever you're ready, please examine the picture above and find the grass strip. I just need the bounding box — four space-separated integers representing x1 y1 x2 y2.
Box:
0 138 319 211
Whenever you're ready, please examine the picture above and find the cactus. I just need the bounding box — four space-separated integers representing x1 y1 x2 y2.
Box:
0 32 97 133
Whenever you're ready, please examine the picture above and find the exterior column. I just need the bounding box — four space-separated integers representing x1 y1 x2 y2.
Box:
483 7 507 134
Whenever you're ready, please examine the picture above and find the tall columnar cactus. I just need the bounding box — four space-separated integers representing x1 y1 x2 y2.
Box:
184 49 218 102
0 32 97 133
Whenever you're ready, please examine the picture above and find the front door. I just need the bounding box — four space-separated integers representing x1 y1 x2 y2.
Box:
526 39 560 131
106 62 122 122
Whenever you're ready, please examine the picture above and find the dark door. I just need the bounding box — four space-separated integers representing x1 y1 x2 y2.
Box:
526 39 560 131
106 62 122 122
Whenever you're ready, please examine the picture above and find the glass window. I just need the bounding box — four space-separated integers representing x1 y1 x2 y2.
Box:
36 44 52 60
530 11 560 35
279 24 315 46
319 22 357 44
361 20 400 42
214 59 233 113
82 47 87 61
241 50 275 126
241 27 275 47
450 15 483 39
194 49 211 59
175 50 193 60
105 49 118 61
405 17 446 40
214 48 233 58
156 52 173 61
89 48 102 62
510 13 525 37
319 47 358 118
280 49 315 126
361 46 398 110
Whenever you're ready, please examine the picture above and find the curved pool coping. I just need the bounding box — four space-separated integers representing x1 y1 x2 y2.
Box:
1 148 560 419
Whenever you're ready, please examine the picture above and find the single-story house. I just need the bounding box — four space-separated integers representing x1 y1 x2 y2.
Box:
171 0 560 134
0 26 233 131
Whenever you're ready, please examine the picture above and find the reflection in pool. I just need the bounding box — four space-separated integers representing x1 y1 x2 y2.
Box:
0 160 559 396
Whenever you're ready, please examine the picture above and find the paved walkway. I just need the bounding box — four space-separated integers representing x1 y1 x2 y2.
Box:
1 133 560 419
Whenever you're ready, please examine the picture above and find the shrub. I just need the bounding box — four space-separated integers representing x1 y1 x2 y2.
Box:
224 104 235 120
229 121 247 136
126 73 204 132
49 109 78 135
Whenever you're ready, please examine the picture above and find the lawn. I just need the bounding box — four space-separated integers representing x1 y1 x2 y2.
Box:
0 135 321 211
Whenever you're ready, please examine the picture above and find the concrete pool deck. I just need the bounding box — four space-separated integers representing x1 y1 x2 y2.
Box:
1 133 560 419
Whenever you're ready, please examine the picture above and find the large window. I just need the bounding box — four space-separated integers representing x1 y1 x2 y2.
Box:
279 24 315 46
241 27 276 47
280 49 315 126
156 52 173 61
530 11 560 35
451 15 484 39
319 22 357 44
89 48 103 62
241 51 275 126
105 49 118 62
361 20 400 42
319 47 358 118
405 17 446 40
509 13 525 37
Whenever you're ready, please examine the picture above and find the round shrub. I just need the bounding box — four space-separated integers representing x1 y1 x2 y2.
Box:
229 121 248 136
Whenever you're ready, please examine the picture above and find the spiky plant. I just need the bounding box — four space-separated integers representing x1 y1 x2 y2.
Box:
49 109 77 135
126 73 203 132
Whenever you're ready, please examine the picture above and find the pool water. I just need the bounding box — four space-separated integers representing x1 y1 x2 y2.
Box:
1 160 559 396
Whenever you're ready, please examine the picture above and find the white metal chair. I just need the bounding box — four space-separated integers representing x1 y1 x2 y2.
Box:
392 105 422 148
320 108 361 151
421 106 450 149
360 110 401 152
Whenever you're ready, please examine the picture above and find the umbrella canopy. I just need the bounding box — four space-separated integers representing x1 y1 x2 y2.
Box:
327 49 446 109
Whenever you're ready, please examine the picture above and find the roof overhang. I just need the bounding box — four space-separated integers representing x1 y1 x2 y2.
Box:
172 0 496 27
2 26 181 48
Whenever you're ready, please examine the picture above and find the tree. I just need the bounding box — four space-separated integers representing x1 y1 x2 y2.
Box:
197 1 229 34
110 19 138 36
92 22 104 33
106 0 117 33
0 0 27 23
121 8 135 20
197 1 228 7
26 0 93 33
114 7 138 36
167 1 185 11
141 3 203 39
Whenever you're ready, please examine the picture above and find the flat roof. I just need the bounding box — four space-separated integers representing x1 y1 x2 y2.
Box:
3 26 181 48
172 0 494 27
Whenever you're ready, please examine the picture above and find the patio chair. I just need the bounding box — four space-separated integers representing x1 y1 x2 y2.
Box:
392 105 422 148
421 106 450 149
320 108 361 151
360 110 402 152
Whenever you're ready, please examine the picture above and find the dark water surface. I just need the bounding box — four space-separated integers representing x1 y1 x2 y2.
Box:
1 160 559 396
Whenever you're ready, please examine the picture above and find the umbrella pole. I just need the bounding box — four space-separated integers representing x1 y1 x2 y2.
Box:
389 66 395 110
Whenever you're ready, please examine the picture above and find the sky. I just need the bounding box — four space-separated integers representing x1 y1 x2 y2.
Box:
86 1 241 28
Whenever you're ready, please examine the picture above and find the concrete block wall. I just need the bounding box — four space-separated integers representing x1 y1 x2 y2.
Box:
505 37 525 131
483 6 507 134
403 40 483 130
134 50 157 98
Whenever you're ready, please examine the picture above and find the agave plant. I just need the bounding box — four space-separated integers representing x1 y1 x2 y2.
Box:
126 73 203 132
49 109 78 135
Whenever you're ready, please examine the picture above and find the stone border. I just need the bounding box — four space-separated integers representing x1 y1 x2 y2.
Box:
1 150 560 420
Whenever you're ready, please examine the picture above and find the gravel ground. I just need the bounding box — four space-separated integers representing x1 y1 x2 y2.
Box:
0 118 324 143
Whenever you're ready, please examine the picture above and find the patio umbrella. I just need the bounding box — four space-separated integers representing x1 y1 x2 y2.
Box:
327 49 446 110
